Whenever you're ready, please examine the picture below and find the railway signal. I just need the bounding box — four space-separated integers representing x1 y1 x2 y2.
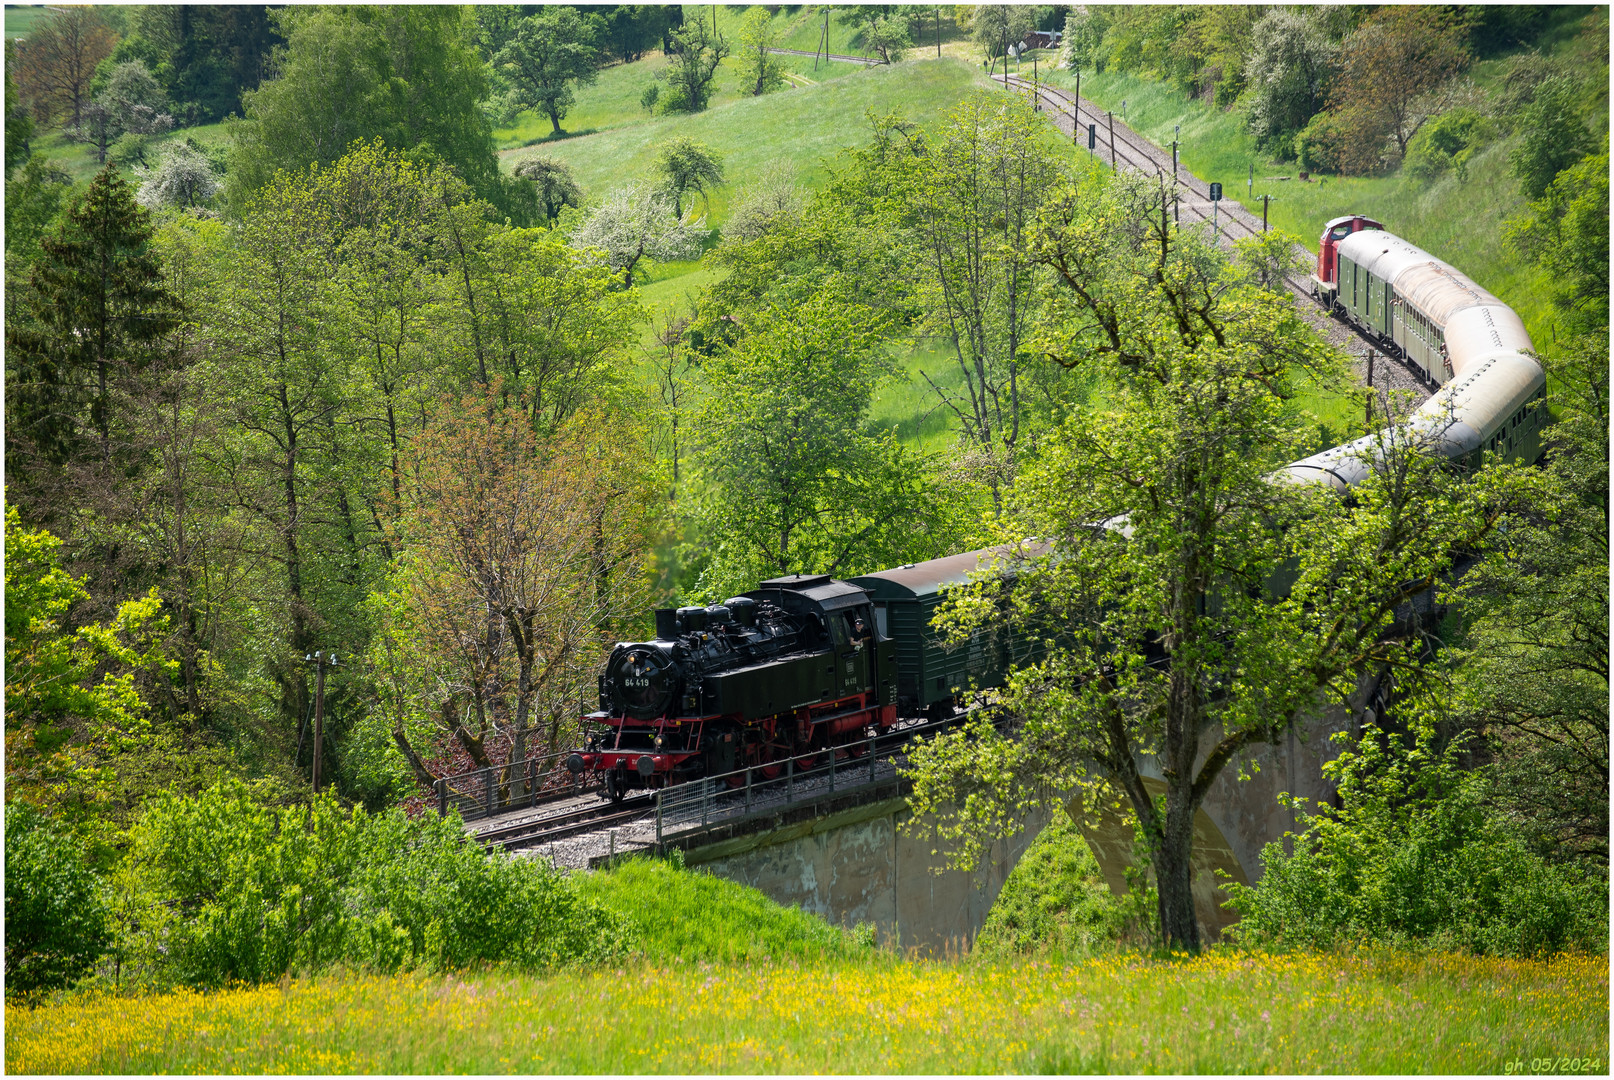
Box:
1209 182 1222 238
1087 122 1096 159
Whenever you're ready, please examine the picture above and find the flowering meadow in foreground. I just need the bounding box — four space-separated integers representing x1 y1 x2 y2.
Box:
7 951 1607 1074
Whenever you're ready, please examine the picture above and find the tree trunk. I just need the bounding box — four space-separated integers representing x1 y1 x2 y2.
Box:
392 723 439 788
1153 794 1202 952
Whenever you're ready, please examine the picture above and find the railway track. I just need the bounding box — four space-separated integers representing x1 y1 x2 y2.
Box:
476 793 654 851
997 74 1441 395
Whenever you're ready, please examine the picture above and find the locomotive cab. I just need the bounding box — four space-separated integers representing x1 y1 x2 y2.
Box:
1313 215 1384 305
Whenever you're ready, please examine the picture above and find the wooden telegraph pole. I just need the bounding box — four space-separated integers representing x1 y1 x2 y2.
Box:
305 650 339 793
936 6 941 56
1073 69 1081 144
1107 110 1117 168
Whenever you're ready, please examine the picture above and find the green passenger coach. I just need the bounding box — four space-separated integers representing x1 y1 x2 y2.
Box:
850 545 1049 720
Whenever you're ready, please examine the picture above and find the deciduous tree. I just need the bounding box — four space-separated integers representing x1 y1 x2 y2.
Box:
690 292 963 599
396 390 660 785
569 180 705 287
735 7 785 95
907 94 1061 506
904 171 1540 952
662 15 728 113
1243 10 1333 154
512 156 583 222
1326 7 1468 172
494 7 600 137
653 136 725 218
227 7 498 210
13 7 117 128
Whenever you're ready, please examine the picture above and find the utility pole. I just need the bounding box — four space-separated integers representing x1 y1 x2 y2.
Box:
1071 70 1084 145
1107 110 1116 169
1261 193 1271 233
1073 69 1081 144
304 650 339 793
936 6 941 57
1173 124 1181 224
1032 53 1038 110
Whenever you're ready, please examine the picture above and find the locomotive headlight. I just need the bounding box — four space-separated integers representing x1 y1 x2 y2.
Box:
654 735 664 750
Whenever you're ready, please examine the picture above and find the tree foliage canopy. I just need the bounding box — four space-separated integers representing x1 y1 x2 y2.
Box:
227 6 499 211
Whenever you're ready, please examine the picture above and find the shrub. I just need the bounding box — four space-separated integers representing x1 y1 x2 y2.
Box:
4 803 113 995
127 782 626 987
1508 77 1596 199
1295 110 1347 174
1404 108 1494 182
1223 723 1607 957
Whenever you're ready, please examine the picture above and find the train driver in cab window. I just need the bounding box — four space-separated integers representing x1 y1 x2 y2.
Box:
848 613 872 649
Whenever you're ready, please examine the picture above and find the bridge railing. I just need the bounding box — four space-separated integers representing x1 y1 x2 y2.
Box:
433 750 583 821
651 708 1007 847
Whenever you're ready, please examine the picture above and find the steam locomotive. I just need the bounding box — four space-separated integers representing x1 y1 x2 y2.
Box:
566 548 1047 800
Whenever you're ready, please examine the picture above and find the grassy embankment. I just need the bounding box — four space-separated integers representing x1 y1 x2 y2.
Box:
8 834 1607 1071
9 853 1607 1076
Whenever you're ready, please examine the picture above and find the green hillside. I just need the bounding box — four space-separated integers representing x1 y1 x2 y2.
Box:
504 56 991 224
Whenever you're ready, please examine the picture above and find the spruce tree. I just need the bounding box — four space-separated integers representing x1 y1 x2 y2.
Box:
7 166 177 473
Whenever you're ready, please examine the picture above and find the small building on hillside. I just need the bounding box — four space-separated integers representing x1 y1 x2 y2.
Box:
1022 29 1061 50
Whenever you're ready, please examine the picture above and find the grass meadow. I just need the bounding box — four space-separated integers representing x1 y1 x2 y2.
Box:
8 950 1605 1074
505 56 994 226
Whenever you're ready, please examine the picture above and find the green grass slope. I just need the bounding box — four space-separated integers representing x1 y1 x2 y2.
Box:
504 56 991 227
975 811 1137 957
576 857 875 964
4 4 52 39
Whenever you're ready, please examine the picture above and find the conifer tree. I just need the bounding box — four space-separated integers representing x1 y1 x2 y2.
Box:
7 166 177 477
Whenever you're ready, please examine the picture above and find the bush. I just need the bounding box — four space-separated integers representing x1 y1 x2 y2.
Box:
1508 77 1596 199
127 782 626 987
1224 723 1607 957
4 803 113 995
1404 108 1494 182
1295 110 1347 174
